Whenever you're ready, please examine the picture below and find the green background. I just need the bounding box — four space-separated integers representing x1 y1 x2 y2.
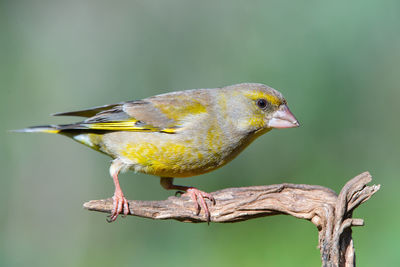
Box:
1 1 399 266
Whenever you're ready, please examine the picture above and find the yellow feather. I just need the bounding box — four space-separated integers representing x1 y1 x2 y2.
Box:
86 120 159 132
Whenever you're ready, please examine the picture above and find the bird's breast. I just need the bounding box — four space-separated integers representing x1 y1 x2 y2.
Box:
100 117 265 178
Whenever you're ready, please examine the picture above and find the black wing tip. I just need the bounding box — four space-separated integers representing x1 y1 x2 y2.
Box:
52 111 83 117
51 102 124 118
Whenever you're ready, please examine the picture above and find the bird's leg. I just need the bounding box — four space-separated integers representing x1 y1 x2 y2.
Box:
108 159 130 222
160 177 215 222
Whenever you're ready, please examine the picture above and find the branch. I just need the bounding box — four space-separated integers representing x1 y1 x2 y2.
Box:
83 171 379 267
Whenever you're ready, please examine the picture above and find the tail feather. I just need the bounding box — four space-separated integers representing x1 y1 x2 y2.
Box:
13 125 61 134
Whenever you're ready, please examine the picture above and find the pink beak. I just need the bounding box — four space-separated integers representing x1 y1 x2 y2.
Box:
267 104 300 129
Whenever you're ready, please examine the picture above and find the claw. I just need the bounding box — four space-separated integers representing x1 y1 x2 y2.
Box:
160 177 215 223
182 188 215 223
107 191 130 223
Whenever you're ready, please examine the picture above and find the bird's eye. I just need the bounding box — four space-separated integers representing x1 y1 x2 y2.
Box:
256 99 268 109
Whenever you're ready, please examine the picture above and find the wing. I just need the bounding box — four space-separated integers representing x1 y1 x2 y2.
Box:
55 89 211 134
53 103 122 117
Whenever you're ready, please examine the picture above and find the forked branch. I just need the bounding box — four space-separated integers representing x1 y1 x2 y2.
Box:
84 172 379 267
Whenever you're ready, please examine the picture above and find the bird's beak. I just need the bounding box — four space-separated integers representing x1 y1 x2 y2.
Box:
267 104 300 129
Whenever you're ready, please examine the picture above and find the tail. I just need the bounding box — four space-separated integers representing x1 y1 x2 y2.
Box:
13 125 61 134
14 124 106 153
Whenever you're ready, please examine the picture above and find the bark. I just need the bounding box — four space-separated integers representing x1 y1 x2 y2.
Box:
83 171 379 267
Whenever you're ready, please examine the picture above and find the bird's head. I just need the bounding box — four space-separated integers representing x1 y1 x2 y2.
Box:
223 83 300 134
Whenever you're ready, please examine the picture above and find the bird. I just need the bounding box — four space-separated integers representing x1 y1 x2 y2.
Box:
16 83 299 222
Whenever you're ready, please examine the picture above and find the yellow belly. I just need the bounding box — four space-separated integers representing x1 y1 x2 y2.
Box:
83 126 270 178
121 141 215 177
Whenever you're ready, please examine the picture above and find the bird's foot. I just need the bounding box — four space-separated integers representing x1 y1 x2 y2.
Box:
181 187 216 223
107 190 129 222
159 178 215 223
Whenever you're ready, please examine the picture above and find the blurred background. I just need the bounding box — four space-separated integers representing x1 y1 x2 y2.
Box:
1 0 399 266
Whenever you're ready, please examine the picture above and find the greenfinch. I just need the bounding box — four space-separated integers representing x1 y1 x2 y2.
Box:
18 83 299 222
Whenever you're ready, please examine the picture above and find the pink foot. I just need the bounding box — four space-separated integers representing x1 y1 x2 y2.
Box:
107 190 129 222
160 178 215 223
181 187 216 222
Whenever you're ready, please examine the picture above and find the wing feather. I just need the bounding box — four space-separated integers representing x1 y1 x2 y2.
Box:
54 89 211 134
52 103 123 117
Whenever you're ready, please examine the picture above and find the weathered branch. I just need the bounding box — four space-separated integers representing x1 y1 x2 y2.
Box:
83 171 379 267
